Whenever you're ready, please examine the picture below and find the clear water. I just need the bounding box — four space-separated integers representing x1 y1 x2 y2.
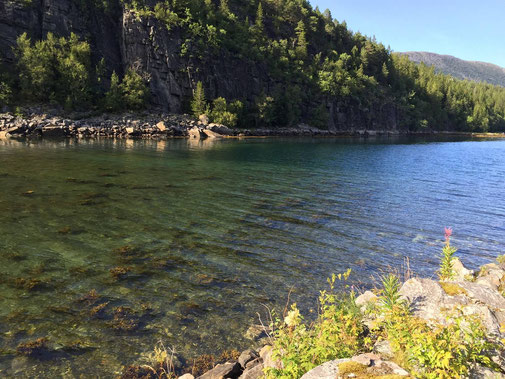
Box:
0 136 504 377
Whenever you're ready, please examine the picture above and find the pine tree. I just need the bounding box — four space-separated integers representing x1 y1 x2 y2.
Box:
191 81 208 117
104 71 123 112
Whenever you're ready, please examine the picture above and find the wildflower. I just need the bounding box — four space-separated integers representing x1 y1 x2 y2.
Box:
444 227 453 242
284 304 301 327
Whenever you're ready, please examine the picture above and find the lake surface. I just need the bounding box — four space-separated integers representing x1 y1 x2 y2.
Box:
1 136 504 377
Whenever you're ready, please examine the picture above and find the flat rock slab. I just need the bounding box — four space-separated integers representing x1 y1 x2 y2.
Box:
300 355 409 379
198 362 241 379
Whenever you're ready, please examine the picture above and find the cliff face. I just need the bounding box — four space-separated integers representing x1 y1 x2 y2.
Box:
0 0 399 131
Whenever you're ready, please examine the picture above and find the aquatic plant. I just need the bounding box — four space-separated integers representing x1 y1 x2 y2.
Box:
438 227 457 281
16 337 48 357
110 266 131 280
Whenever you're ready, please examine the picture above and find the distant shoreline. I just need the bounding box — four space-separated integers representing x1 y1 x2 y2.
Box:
1 112 504 141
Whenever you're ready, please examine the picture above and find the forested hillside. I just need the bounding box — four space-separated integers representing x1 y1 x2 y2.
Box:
403 51 505 88
1 0 504 132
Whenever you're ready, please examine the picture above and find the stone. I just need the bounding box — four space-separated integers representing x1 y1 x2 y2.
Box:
457 281 505 310
126 127 135 134
351 353 381 367
300 358 410 379
238 349 258 369
469 365 505 378
238 363 264 379
203 129 224 139
355 290 378 308
156 121 167 131
179 374 195 379
476 267 505 290
373 339 393 359
452 257 474 281
188 126 202 139
259 345 281 370
245 358 261 370
197 362 241 379
300 359 347 379
199 114 209 125
42 126 66 138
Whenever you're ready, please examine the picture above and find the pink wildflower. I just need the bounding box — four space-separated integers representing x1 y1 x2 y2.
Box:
444 227 453 241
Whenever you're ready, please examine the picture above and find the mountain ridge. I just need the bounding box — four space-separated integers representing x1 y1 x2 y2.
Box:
402 51 505 87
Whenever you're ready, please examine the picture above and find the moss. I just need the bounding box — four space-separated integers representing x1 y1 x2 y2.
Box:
338 361 368 376
497 255 505 264
440 282 468 296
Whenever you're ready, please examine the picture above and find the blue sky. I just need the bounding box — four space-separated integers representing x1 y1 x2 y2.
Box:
310 0 505 67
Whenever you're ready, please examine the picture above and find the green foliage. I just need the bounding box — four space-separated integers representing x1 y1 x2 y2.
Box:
103 69 149 112
6 0 505 130
191 81 208 117
16 32 91 109
0 80 12 107
266 269 366 378
209 97 242 127
380 305 497 378
104 71 123 112
438 231 457 281
379 273 404 313
120 68 149 110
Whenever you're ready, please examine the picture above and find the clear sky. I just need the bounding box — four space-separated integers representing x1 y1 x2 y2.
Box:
309 0 505 68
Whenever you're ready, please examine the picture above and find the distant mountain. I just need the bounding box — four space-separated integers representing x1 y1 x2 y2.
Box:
403 52 505 87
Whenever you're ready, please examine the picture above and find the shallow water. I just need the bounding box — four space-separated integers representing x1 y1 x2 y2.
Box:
0 136 504 377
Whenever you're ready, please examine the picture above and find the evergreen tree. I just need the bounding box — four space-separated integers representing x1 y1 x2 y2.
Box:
191 81 208 117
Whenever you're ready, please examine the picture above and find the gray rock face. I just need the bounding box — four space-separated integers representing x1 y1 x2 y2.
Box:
399 277 505 336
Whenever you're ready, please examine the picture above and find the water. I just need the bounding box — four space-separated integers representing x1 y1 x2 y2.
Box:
0 136 504 377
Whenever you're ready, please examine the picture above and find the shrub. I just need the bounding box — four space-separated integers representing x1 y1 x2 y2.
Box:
104 71 123 112
266 269 365 378
0 80 12 107
209 97 240 127
120 67 149 110
16 32 91 108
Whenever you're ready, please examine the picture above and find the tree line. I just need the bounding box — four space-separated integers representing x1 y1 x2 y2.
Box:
1 0 504 132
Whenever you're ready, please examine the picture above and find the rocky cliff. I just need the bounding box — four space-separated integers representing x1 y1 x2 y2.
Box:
0 0 401 132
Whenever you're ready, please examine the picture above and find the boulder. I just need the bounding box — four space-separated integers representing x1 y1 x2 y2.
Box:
355 290 378 309
188 126 202 139
452 257 474 281
259 345 281 370
197 362 241 379
238 349 258 369
42 126 66 138
203 129 224 139
179 374 195 379
199 114 209 125
300 355 409 379
238 363 263 379
156 121 167 131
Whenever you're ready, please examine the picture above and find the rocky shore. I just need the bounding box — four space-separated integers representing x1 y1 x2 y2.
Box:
120 256 505 379
2 111 495 141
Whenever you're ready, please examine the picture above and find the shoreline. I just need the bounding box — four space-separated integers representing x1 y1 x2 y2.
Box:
119 254 505 379
1 112 504 141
